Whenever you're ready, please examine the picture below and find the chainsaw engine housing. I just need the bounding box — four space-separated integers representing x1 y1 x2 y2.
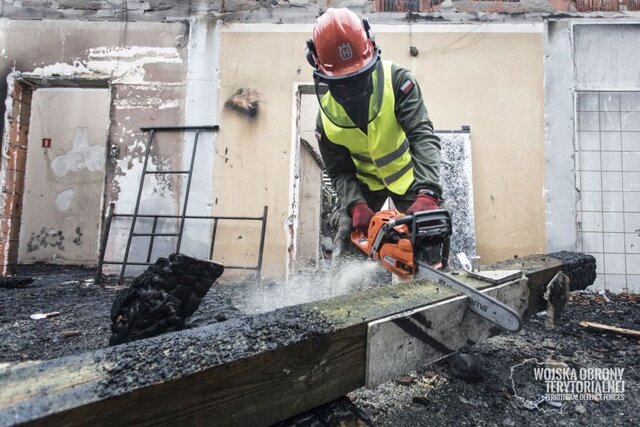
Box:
351 209 452 279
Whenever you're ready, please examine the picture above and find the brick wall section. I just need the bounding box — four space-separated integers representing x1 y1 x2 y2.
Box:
0 82 32 276
574 0 620 11
374 0 441 12
623 0 640 10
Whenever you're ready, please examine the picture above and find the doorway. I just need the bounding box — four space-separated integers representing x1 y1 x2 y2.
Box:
288 85 337 273
18 88 110 265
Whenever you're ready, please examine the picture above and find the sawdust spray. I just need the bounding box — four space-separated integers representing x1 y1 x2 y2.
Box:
242 258 388 314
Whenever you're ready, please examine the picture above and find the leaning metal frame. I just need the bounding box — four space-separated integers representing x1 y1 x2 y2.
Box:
95 126 268 283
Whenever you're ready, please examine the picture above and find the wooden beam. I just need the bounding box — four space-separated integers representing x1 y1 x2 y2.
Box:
0 253 595 426
366 277 529 387
578 321 640 339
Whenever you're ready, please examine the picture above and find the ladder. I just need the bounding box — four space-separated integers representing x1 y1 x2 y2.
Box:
96 125 269 283
120 126 218 280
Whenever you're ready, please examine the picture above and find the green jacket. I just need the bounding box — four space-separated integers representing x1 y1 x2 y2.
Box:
316 63 442 214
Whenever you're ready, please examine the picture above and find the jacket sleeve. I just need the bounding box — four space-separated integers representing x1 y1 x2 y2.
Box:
316 113 365 215
392 64 443 196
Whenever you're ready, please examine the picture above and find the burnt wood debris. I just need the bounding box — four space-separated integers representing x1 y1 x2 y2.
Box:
110 253 224 345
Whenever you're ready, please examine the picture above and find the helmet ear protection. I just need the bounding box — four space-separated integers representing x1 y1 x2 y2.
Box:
305 17 378 71
362 17 376 47
306 38 318 70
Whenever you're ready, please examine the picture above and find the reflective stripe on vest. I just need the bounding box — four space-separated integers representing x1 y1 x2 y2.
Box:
320 61 414 194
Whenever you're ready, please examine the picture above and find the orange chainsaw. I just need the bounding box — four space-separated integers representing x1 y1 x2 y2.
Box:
351 208 452 278
351 209 523 332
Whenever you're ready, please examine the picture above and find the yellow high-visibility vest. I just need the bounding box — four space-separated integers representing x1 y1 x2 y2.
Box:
321 61 413 195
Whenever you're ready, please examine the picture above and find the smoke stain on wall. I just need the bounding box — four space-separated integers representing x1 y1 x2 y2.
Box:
26 228 66 253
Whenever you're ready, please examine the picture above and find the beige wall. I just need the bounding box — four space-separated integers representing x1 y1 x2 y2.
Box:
385 30 546 262
214 31 310 279
215 26 545 278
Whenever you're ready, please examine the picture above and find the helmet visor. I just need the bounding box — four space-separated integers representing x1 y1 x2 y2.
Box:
314 60 384 129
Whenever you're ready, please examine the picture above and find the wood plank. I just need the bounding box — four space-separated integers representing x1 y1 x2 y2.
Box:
0 253 595 426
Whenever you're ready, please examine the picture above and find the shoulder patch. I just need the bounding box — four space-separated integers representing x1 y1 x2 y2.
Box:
400 79 415 94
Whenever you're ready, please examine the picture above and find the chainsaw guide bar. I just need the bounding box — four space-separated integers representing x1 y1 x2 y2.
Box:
415 261 523 332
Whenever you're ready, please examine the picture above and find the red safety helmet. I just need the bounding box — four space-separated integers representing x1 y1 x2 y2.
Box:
306 8 383 129
306 8 380 81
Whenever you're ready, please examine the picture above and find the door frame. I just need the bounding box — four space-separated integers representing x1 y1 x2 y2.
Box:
1 74 112 270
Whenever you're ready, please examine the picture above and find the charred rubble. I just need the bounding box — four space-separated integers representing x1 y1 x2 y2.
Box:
109 253 225 345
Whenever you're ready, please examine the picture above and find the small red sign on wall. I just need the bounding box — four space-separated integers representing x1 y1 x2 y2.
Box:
42 138 51 148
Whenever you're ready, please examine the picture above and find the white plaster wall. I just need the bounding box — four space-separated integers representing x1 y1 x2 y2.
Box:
574 23 640 91
545 21 640 293
0 20 191 274
545 20 578 254
573 23 640 293
19 88 110 265
179 17 221 261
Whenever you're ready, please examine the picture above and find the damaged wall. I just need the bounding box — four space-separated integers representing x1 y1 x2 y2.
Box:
0 19 190 268
1 0 640 23
2 8 634 281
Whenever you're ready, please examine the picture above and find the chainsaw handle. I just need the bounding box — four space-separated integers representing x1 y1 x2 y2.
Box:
391 214 413 226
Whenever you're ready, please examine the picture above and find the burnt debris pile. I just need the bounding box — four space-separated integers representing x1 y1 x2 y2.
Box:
549 251 597 291
110 253 224 345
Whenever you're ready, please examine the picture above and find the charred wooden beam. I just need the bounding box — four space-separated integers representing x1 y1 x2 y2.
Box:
0 253 595 427
489 251 597 315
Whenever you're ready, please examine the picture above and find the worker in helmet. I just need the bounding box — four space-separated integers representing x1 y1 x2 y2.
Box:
306 8 443 254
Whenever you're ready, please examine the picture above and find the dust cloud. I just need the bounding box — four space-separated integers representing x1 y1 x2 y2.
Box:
241 259 389 314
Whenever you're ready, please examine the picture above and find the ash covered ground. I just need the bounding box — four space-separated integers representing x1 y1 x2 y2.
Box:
350 292 639 427
0 260 389 361
0 264 638 426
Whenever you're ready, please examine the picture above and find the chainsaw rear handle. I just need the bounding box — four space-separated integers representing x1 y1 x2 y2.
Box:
391 209 450 225
399 210 452 269
389 209 452 239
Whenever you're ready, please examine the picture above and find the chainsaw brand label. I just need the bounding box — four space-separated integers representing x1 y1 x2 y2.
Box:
469 298 488 312
383 255 395 265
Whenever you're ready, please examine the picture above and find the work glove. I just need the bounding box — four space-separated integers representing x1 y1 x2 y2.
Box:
406 193 440 215
351 201 375 235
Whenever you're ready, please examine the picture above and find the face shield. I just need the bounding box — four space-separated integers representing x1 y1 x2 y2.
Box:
314 59 384 129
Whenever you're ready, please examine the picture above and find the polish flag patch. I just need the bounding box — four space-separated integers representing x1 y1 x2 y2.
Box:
400 80 415 94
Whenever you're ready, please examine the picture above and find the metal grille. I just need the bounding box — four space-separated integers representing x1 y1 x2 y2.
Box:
575 91 640 292
96 126 269 282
